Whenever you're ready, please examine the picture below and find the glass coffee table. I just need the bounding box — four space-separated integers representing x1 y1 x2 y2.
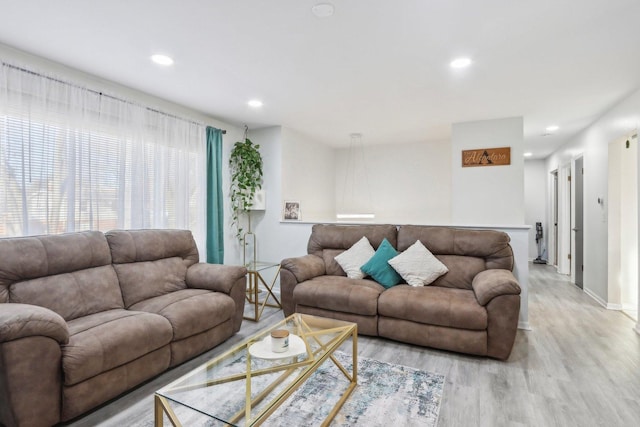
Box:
154 313 358 426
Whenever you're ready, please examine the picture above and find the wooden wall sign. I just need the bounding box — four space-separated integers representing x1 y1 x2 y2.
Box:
462 147 511 167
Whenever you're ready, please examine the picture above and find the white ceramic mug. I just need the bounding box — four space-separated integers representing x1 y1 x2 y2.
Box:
270 329 290 353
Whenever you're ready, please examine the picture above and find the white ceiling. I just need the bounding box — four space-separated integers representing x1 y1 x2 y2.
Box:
1 0 639 158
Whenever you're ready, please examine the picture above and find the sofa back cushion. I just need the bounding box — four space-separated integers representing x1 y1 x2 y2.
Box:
307 224 398 276
397 225 513 290
105 229 199 308
0 231 124 320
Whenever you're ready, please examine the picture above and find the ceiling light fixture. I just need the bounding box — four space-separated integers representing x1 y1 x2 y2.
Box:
312 3 335 18
545 125 559 132
248 99 263 108
524 152 533 157
150 54 174 66
450 57 472 69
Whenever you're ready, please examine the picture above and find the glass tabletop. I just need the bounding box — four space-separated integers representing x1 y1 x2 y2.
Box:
155 313 357 426
244 261 280 273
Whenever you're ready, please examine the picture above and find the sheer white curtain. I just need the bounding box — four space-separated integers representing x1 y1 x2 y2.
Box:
0 62 206 252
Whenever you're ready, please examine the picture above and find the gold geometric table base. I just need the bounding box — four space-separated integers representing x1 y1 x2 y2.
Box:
244 263 282 322
154 314 358 427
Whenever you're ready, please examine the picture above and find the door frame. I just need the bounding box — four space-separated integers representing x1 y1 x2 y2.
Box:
573 155 584 288
557 163 572 275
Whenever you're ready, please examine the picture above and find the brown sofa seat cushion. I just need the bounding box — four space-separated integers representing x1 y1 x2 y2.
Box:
293 276 384 316
378 285 488 330
63 309 172 386
129 289 236 341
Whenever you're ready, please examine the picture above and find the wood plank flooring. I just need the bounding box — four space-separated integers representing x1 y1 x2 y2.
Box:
65 264 640 426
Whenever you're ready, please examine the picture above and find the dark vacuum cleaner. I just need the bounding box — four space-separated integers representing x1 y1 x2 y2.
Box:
533 221 547 264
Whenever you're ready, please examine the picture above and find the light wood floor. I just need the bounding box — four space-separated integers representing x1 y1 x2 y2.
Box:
66 264 640 426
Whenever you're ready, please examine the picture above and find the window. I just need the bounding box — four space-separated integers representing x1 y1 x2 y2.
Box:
0 62 206 250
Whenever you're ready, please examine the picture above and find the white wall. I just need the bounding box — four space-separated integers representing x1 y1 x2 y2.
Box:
524 160 547 260
334 140 451 224
244 127 313 267
451 117 525 225
281 128 335 221
546 88 640 312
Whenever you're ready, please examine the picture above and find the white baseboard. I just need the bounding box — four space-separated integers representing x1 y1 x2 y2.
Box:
583 287 623 310
518 321 532 331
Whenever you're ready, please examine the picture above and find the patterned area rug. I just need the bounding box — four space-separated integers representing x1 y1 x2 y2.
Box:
148 352 444 426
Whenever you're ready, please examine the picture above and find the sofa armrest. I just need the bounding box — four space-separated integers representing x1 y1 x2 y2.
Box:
186 263 247 333
280 255 325 283
186 263 248 294
0 303 69 344
280 255 325 316
472 269 521 306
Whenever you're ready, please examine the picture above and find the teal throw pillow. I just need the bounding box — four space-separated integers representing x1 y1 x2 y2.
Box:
361 238 402 288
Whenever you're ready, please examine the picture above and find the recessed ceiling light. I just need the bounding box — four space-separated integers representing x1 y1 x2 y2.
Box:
312 3 335 18
450 57 472 69
248 99 263 108
545 125 559 132
524 152 533 157
150 54 174 66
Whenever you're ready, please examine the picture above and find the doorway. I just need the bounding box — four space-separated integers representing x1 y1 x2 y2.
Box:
574 157 584 289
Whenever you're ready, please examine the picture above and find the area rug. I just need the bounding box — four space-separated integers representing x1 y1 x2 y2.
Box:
143 352 444 427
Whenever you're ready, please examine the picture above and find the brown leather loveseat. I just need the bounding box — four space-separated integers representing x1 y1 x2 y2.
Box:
0 229 247 427
280 224 521 360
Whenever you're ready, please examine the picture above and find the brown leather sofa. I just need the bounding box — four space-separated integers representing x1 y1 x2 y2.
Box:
280 224 521 360
0 229 247 427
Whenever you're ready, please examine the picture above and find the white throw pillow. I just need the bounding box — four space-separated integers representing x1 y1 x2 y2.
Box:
388 240 448 286
334 236 376 279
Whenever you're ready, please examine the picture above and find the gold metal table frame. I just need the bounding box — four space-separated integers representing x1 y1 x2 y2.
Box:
154 314 358 427
244 261 282 321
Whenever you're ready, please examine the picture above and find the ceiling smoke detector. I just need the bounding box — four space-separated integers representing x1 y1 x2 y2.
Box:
312 3 335 18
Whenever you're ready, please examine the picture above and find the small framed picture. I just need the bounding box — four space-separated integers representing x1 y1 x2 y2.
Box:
283 201 301 221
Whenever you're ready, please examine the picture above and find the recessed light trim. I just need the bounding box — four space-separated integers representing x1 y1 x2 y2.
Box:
151 54 174 66
545 125 559 132
524 152 533 157
248 99 263 108
450 57 472 69
312 3 335 18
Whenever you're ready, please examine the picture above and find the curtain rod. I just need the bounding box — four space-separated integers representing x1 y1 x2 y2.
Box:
1 61 226 134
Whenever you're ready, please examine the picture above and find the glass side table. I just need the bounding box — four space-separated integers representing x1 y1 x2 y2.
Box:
244 261 282 321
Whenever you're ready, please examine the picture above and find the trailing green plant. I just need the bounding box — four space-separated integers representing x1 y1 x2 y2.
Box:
229 137 263 238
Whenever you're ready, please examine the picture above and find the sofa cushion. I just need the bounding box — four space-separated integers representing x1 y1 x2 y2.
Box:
0 231 114 305
63 309 172 386
360 238 402 288
388 240 449 287
129 289 236 340
307 224 398 257
378 285 488 330
9 265 124 321
323 249 348 276
334 236 375 279
396 225 513 270
429 255 485 290
113 257 189 308
105 229 199 265
293 276 384 316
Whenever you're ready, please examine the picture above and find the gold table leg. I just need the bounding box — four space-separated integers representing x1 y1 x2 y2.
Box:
244 265 283 321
